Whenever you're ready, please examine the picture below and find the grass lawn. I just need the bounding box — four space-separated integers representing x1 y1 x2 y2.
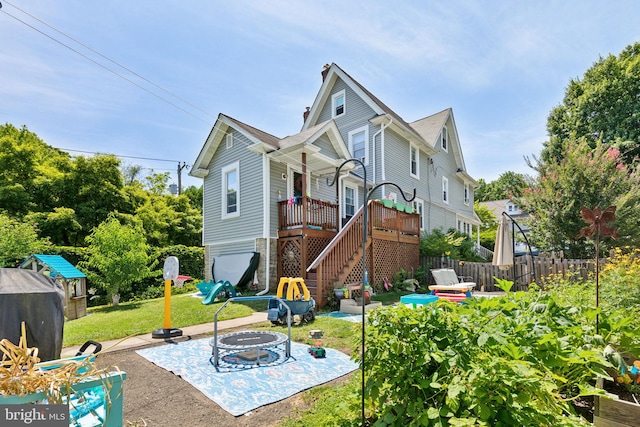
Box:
63 289 413 425
63 289 415 347
63 293 265 347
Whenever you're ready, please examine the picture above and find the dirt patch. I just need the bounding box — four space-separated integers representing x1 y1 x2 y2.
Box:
95 336 349 426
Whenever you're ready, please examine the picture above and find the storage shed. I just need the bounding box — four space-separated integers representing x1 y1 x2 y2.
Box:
20 254 87 319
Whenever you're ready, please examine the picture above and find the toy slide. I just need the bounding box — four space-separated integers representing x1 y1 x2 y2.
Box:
201 280 236 305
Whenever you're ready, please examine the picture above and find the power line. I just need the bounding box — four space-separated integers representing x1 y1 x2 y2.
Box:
56 147 182 164
1 4 211 125
0 2 322 174
3 0 217 121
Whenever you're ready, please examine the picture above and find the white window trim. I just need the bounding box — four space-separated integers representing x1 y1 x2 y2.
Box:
412 198 425 230
442 176 449 204
348 125 369 165
410 143 420 179
464 182 470 205
221 161 240 219
343 184 358 218
441 126 448 152
226 133 233 149
332 89 346 118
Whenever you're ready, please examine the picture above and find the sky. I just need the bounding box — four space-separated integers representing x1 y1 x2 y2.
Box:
2 1 640 190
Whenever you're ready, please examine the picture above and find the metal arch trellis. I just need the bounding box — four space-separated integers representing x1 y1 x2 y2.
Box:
328 158 415 425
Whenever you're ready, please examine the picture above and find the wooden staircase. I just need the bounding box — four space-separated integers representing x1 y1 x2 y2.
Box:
305 203 370 307
303 200 421 307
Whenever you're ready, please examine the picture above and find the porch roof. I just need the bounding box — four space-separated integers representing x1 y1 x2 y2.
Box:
270 120 355 175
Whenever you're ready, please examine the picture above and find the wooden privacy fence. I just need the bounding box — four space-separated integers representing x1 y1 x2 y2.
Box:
422 256 597 292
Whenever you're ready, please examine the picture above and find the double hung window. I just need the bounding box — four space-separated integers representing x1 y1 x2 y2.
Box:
221 161 240 218
332 90 345 118
410 143 419 178
348 125 368 164
442 176 449 204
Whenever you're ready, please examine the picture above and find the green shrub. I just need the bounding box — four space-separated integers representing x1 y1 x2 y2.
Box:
357 283 617 426
420 229 484 262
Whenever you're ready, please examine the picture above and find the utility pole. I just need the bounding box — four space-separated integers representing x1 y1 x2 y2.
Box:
177 162 189 195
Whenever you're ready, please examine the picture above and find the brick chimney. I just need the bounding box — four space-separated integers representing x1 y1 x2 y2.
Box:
321 63 330 82
303 106 311 123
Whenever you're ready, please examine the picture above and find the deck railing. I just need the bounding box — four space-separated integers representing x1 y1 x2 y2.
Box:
369 201 420 236
308 201 420 298
277 197 338 231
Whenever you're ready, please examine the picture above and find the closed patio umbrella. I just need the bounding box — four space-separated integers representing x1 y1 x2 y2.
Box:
492 215 513 270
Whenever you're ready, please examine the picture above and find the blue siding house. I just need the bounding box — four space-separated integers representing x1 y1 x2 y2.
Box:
191 64 480 306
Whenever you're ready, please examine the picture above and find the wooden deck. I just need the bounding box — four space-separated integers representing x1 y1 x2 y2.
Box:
277 199 420 307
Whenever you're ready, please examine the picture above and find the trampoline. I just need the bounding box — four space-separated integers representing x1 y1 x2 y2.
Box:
210 296 292 370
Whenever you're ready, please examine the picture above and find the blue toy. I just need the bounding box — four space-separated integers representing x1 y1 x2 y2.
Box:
198 280 236 305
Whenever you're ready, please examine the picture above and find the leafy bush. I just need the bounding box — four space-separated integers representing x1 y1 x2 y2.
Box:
544 247 640 318
599 247 640 315
123 245 204 302
420 229 484 262
151 245 204 278
356 281 631 426
131 281 198 301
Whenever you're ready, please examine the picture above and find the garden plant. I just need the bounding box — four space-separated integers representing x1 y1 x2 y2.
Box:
346 272 640 426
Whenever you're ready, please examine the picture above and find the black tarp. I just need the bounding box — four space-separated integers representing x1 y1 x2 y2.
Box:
211 251 260 290
0 268 65 362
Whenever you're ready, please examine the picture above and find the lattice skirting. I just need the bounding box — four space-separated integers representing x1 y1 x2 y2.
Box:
279 234 419 304
369 240 419 293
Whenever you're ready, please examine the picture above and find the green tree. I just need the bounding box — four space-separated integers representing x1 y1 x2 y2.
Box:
82 214 152 305
167 194 202 246
61 155 129 244
474 201 499 250
26 207 83 246
475 171 529 202
0 124 71 215
121 164 145 186
613 184 640 249
543 42 640 165
420 229 483 261
521 139 638 258
144 171 171 196
0 213 50 267
182 185 203 214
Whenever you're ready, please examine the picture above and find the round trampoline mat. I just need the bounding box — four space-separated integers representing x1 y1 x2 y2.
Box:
212 331 288 350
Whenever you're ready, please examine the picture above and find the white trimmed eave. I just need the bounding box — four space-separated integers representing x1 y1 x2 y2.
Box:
321 120 352 159
371 114 437 156
457 211 482 226
247 142 277 155
268 143 355 175
303 64 384 130
456 170 479 187
190 115 271 178
190 120 230 178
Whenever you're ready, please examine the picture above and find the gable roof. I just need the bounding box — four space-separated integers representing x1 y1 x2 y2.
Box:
20 254 86 279
191 64 477 184
411 108 477 186
481 199 529 220
303 63 437 155
191 113 353 178
191 114 280 177
270 120 354 175
410 108 450 144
